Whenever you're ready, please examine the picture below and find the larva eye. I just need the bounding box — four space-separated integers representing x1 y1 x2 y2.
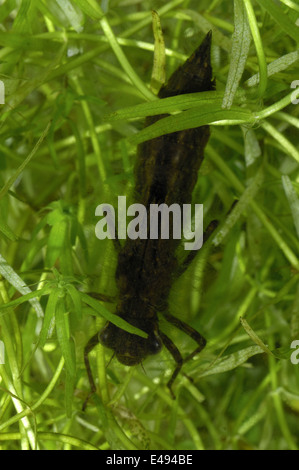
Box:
148 335 162 355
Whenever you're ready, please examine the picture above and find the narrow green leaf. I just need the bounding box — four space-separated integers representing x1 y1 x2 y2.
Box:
81 293 148 338
0 220 18 241
45 219 68 268
213 166 264 246
243 0 268 97
0 253 44 318
222 0 251 108
65 359 76 417
13 0 33 33
99 15 155 101
66 284 82 320
246 51 299 87
242 127 261 168
107 91 223 121
240 317 275 357
0 121 51 201
261 121 299 164
282 175 299 238
0 32 56 49
151 10 166 94
0 286 49 313
67 119 86 197
255 0 299 42
56 0 83 32
72 0 103 19
39 289 60 347
55 296 76 378
199 345 264 377
183 9 232 52
130 106 254 145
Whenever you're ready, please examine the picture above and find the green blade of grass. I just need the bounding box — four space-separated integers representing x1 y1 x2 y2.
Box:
81 293 147 338
130 106 254 144
222 0 251 108
255 0 299 42
0 121 51 201
243 0 268 97
55 295 76 379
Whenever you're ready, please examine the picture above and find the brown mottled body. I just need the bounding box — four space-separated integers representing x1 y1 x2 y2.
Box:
84 32 216 402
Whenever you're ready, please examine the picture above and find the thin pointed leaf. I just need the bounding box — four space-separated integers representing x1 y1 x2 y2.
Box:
55 295 76 378
282 175 299 238
222 0 251 108
255 0 299 42
199 345 264 377
39 289 60 347
0 253 44 318
65 354 76 417
81 293 147 338
107 91 223 121
0 220 18 241
130 106 254 145
66 284 82 320
151 10 166 94
0 286 50 313
240 317 275 357
45 219 68 267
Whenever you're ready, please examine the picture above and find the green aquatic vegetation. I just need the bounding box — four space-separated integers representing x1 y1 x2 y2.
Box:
0 0 299 451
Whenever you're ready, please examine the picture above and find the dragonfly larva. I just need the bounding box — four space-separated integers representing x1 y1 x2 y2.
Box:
84 32 217 404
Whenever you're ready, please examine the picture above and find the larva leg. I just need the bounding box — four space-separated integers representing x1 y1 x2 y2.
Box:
83 332 100 410
160 312 206 397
